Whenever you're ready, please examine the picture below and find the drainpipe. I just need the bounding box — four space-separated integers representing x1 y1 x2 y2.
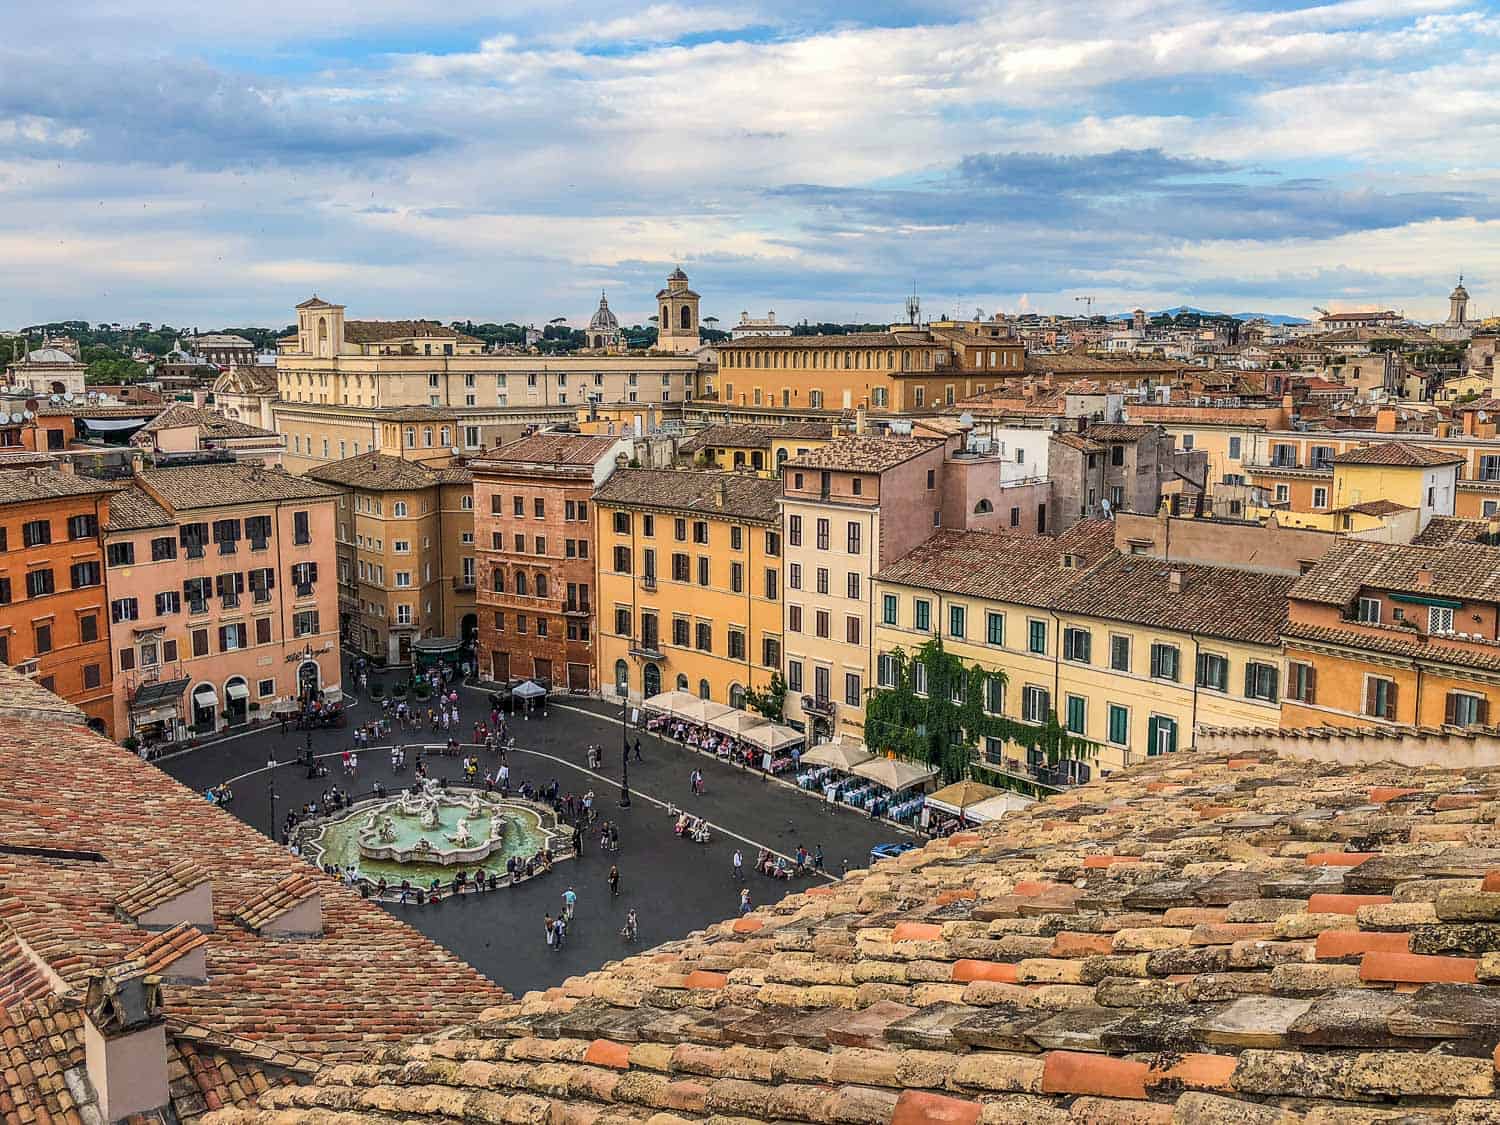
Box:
1188 634 1201 752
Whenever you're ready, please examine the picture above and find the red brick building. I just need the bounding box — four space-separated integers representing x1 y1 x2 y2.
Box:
0 467 122 733
472 432 629 691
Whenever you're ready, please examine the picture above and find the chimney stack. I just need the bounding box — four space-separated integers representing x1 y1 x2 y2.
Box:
1487 516 1500 547
1416 567 1434 588
83 963 169 1123
715 478 727 508
1375 406 1397 434
855 405 867 436
1168 568 1185 594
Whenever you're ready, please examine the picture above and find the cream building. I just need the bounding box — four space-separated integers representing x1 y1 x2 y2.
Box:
655 268 702 355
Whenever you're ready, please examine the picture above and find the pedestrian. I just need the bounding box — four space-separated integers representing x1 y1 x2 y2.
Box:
545 913 555 950
633 737 642 762
732 848 744 882
608 865 620 897
814 844 825 871
739 888 751 915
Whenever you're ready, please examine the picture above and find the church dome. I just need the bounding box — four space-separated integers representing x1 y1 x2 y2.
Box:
589 293 620 331
23 347 79 365
668 266 689 282
1451 281 1470 301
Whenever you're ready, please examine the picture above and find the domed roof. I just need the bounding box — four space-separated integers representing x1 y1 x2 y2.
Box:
589 293 619 331
668 266 689 282
1451 280 1470 301
22 347 80 365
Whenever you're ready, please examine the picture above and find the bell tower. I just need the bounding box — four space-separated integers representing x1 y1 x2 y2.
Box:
1449 275 1470 326
655 267 701 354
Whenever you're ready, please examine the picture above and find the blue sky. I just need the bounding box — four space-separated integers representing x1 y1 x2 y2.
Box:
1 0 1497 329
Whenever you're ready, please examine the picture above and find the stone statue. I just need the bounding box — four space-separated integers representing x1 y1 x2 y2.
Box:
448 816 473 846
373 813 397 843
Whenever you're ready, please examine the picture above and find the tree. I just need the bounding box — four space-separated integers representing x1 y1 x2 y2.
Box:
863 638 1096 783
743 672 787 721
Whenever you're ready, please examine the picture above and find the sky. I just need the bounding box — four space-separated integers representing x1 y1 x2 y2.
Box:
1 0 1497 330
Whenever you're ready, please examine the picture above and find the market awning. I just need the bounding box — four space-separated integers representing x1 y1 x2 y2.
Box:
671 699 735 726
800 739 875 771
226 681 250 701
737 721 804 752
412 635 462 654
130 676 189 711
643 690 697 716
513 680 547 699
707 709 769 737
850 756 938 792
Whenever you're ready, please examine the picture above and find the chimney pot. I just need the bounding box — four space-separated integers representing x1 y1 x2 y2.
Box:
1168 568 1185 593
84 965 169 1123
1416 567 1434 587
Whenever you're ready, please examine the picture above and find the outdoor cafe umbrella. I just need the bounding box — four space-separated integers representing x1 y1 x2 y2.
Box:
512 680 547 700
850 756 939 792
643 690 698 717
707 709 772 737
799 740 875 771
737 721 804 752
926 779 1004 816
270 699 301 717
671 698 735 726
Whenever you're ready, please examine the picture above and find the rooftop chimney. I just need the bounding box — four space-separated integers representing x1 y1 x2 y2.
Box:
715 478 727 508
1168 568 1185 594
83 962 169 1123
1415 567 1434 588
1488 516 1500 547
1375 406 1398 434
855 405 867 436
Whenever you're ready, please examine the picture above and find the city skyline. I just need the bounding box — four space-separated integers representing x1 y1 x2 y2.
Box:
1 0 1496 327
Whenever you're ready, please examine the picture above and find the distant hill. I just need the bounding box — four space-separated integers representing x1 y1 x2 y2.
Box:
1151 305 1310 325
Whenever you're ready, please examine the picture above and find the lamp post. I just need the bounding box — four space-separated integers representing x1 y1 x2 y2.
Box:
267 754 278 842
618 687 632 808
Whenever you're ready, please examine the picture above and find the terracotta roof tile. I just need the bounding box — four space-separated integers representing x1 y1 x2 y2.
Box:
115 860 211 921
137 463 338 510
1332 441 1464 467
593 469 780 524
1290 537 1500 605
875 523 1116 608
784 436 941 472
304 452 440 491
232 874 319 932
0 467 123 506
679 423 833 454
106 484 176 531
141 404 277 440
481 432 623 466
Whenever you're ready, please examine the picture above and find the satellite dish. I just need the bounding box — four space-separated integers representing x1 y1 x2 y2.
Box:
49 394 61 403
9 412 21 424
1480 411 1489 423
63 392 74 402
1100 497 1113 514
22 410 34 420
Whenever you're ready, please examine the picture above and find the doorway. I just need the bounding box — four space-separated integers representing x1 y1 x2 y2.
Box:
297 660 320 700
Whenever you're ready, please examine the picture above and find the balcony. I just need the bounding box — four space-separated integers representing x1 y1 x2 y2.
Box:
564 601 591 617
802 694 836 718
629 637 664 660
452 576 476 592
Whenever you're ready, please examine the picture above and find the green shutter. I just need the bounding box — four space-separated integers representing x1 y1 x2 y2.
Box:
1146 715 1160 756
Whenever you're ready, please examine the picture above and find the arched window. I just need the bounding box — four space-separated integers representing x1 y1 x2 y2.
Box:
492 569 505 592
461 495 473 510
535 573 547 598
729 683 745 709
643 662 662 697
776 448 789 466
440 427 450 446
661 304 669 325
615 660 629 693
515 572 528 595
393 501 408 517
404 427 415 447
974 499 994 514
423 427 433 447
317 317 329 357
698 678 711 700
680 305 692 330
676 673 689 691
887 351 895 368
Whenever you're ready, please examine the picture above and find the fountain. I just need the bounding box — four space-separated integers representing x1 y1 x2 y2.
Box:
302 779 568 883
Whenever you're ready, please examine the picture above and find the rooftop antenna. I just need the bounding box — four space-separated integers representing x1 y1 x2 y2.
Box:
905 284 921 327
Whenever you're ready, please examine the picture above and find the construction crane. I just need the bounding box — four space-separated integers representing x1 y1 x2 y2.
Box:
1074 296 1095 316
1312 307 1330 318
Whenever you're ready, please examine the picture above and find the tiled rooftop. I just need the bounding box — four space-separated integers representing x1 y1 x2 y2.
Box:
1290 538 1500 606
594 469 781 524
305 451 442 491
210 749 1500 1124
137 463 339 511
0 661 86 724
785 436 942 473
0 713 506 1063
875 523 1116 609
107 484 176 531
343 320 477 344
482 431 624 466
141 404 278 439
0 466 122 506
680 423 833 454
1332 442 1465 467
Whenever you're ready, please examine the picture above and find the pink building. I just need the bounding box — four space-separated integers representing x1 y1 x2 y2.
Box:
103 461 341 742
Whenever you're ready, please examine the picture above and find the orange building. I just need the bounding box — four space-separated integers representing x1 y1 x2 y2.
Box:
1283 536 1500 730
0 468 120 733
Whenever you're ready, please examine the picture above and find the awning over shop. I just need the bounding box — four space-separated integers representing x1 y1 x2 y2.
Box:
191 684 218 708
965 793 1035 821
643 690 698 716
130 676 189 712
226 681 250 701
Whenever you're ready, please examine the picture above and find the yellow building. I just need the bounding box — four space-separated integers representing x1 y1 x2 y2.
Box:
1329 443 1461 519
715 332 955 412
593 470 783 707
873 528 1291 781
677 423 834 475
305 454 476 665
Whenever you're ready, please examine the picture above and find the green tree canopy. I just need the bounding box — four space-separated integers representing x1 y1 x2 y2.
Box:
863 638 1096 783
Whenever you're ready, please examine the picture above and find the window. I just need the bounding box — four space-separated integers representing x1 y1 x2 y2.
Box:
0 577 8 605
395 571 412 588
1107 704 1129 746
882 594 898 626
1274 484 1290 504
696 622 712 652
219 623 248 651
70 561 101 589
1356 597 1381 624
671 552 690 582
844 673 862 707
1428 606 1455 635
612 511 630 534
788 515 801 546
533 498 544 519
290 561 318 596
847 523 861 553
980 611 1003 646
33 623 51 654
22 519 50 547
765 531 780 557
730 562 744 593
926 469 936 490
763 636 781 667
396 604 413 625
697 557 710 586
535 535 546 555
1312 487 1329 509
1110 445 1125 467
79 614 97 642
1364 676 1397 720
949 604 965 638
246 515 272 550
293 510 311 545
788 562 802 590
1147 715 1178 756
816 519 830 550
191 628 209 657
730 526 743 551
184 577 211 614
765 567 778 600
1228 436 1242 460
1309 445 1334 470
1447 691 1488 728
26 569 55 598
106 541 134 568
815 567 829 595
613 545 631 574
83 664 100 690
1027 619 1047 655
693 521 708 545
212 518 240 555
68 514 97 540
1063 627 1090 663
1110 634 1131 672
813 610 830 638
1150 643 1180 682
914 599 931 631
1245 662 1279 702
151 535 176 562
1022 685 1050 723
254 616 272 645
1196 652 1229 691
789 605 802 632
728 629 745 660
912 661 928 695
1287 661 1317 704
1065 694 1086 735
846 616 861 645
877 652 898 688
984 675 1003 715
847 572 860 600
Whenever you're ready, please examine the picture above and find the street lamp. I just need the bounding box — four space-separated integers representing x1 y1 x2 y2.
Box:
267 754 278 842
618 688 632 808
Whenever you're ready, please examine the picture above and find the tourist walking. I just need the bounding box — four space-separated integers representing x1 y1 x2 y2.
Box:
622 908 638 943
732 849 744 882
633 737 642 763
562 885 577 923
739 887 751 915
608 865 620 897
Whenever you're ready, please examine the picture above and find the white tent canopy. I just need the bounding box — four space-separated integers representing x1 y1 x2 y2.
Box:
925 780 1003 816
669 698 735 725
800 741 875 771
512 680 546 699
850 757 938 792
707 709 769 737
643 690 698 717
965 792 1035 821
737 721 804 752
